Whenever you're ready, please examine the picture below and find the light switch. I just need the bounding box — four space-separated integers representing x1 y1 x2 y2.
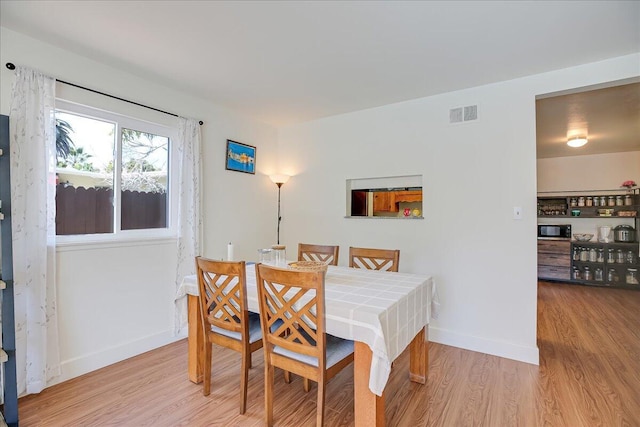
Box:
513 206 522 220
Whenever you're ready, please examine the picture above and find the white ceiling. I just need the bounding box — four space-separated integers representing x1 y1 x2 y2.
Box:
1 1 639 132
536 81 640 159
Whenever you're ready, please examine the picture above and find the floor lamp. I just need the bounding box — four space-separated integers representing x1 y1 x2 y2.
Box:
270 174 290 244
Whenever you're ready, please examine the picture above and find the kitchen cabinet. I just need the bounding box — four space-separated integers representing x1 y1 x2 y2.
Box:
571 241 639 289
373 191 393 212
538 239 571 281
373 190 423 213
394 190 422 203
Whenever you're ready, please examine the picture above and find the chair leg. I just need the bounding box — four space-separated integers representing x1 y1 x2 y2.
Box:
316 377 326 426
240 348 249 414
202 341 212 396
282 329 291 384
303 377 311 392
265 359 274 427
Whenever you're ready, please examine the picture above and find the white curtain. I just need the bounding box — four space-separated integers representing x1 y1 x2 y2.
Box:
9 66 61 394
174 118 202 334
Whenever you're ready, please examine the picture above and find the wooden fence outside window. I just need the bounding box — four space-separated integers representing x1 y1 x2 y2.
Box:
56 184 167 235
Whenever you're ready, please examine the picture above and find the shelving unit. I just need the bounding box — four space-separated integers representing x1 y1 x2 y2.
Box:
0 115 18 426
571 241 639 289
537 189 640 291
538 189 640 219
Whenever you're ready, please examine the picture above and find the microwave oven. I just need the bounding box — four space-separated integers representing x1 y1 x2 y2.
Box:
538 224 572 239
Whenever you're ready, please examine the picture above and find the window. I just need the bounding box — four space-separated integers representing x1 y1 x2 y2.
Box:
55 100 177 240
346 175 423 218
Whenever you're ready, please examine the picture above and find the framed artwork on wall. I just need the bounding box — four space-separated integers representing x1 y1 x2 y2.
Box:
225 139 256 174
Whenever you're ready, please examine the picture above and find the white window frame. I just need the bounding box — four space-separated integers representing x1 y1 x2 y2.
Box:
55 99 178 246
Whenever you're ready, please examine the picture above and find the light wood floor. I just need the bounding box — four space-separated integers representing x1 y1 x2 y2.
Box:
19 282 640 426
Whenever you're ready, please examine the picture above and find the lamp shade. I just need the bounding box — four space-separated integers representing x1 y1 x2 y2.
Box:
270 174 290 185
567 136 588 148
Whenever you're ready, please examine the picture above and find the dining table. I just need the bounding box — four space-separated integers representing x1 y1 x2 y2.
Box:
178 263 436 427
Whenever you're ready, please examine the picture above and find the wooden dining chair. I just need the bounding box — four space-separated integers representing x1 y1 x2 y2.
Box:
195 256 263 414
298 243 340 266
255 263 354 427
349 246 400 272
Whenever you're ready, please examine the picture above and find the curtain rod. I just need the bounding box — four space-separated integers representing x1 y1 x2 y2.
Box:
5 62 203 125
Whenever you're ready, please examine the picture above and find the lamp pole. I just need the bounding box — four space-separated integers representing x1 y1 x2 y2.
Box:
276 182 283 244
269 174 290 245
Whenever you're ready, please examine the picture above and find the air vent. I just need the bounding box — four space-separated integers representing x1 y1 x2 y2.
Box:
450 105 478 124
449 107 463 123
464 105 477 121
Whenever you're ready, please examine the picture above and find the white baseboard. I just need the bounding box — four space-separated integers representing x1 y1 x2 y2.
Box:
52 329 188 387
429 327 539 365
50 327 538 389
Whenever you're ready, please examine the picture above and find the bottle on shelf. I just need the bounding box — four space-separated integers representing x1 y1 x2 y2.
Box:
589 248 597 262
626 268 638 285
573 267 581 280
597 249 604 263
580 248 589 261
616 249 625 264
594 267 603 281
626 250 635 264
583 266 592 281
607 268 618 283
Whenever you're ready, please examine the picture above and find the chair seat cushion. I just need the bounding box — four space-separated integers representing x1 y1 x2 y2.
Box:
211 312 263 344
273 333 354 368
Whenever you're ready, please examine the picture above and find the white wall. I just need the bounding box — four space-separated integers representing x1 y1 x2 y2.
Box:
277 53 640 364
0 27 279 386
537 151 640 193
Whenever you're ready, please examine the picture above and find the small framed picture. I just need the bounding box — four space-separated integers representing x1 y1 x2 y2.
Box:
225 139 256 174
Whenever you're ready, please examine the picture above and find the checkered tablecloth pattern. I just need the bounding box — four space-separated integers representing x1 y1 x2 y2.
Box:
179 264 435 395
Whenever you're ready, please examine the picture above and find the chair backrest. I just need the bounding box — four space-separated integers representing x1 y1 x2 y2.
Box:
348 246 400 272
195 257 249 337
255 264 326 367
298 243 340 266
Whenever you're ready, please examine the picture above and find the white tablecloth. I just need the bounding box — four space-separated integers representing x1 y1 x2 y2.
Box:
178 264 436 396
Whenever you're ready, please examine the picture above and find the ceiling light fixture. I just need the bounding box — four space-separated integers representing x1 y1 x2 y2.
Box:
567 136 588 148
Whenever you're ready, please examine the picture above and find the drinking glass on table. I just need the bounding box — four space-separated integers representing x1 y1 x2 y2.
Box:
258 248 273 264
271 245 287 266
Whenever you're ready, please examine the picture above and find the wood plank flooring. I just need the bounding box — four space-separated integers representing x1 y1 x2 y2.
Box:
18 282 640 426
